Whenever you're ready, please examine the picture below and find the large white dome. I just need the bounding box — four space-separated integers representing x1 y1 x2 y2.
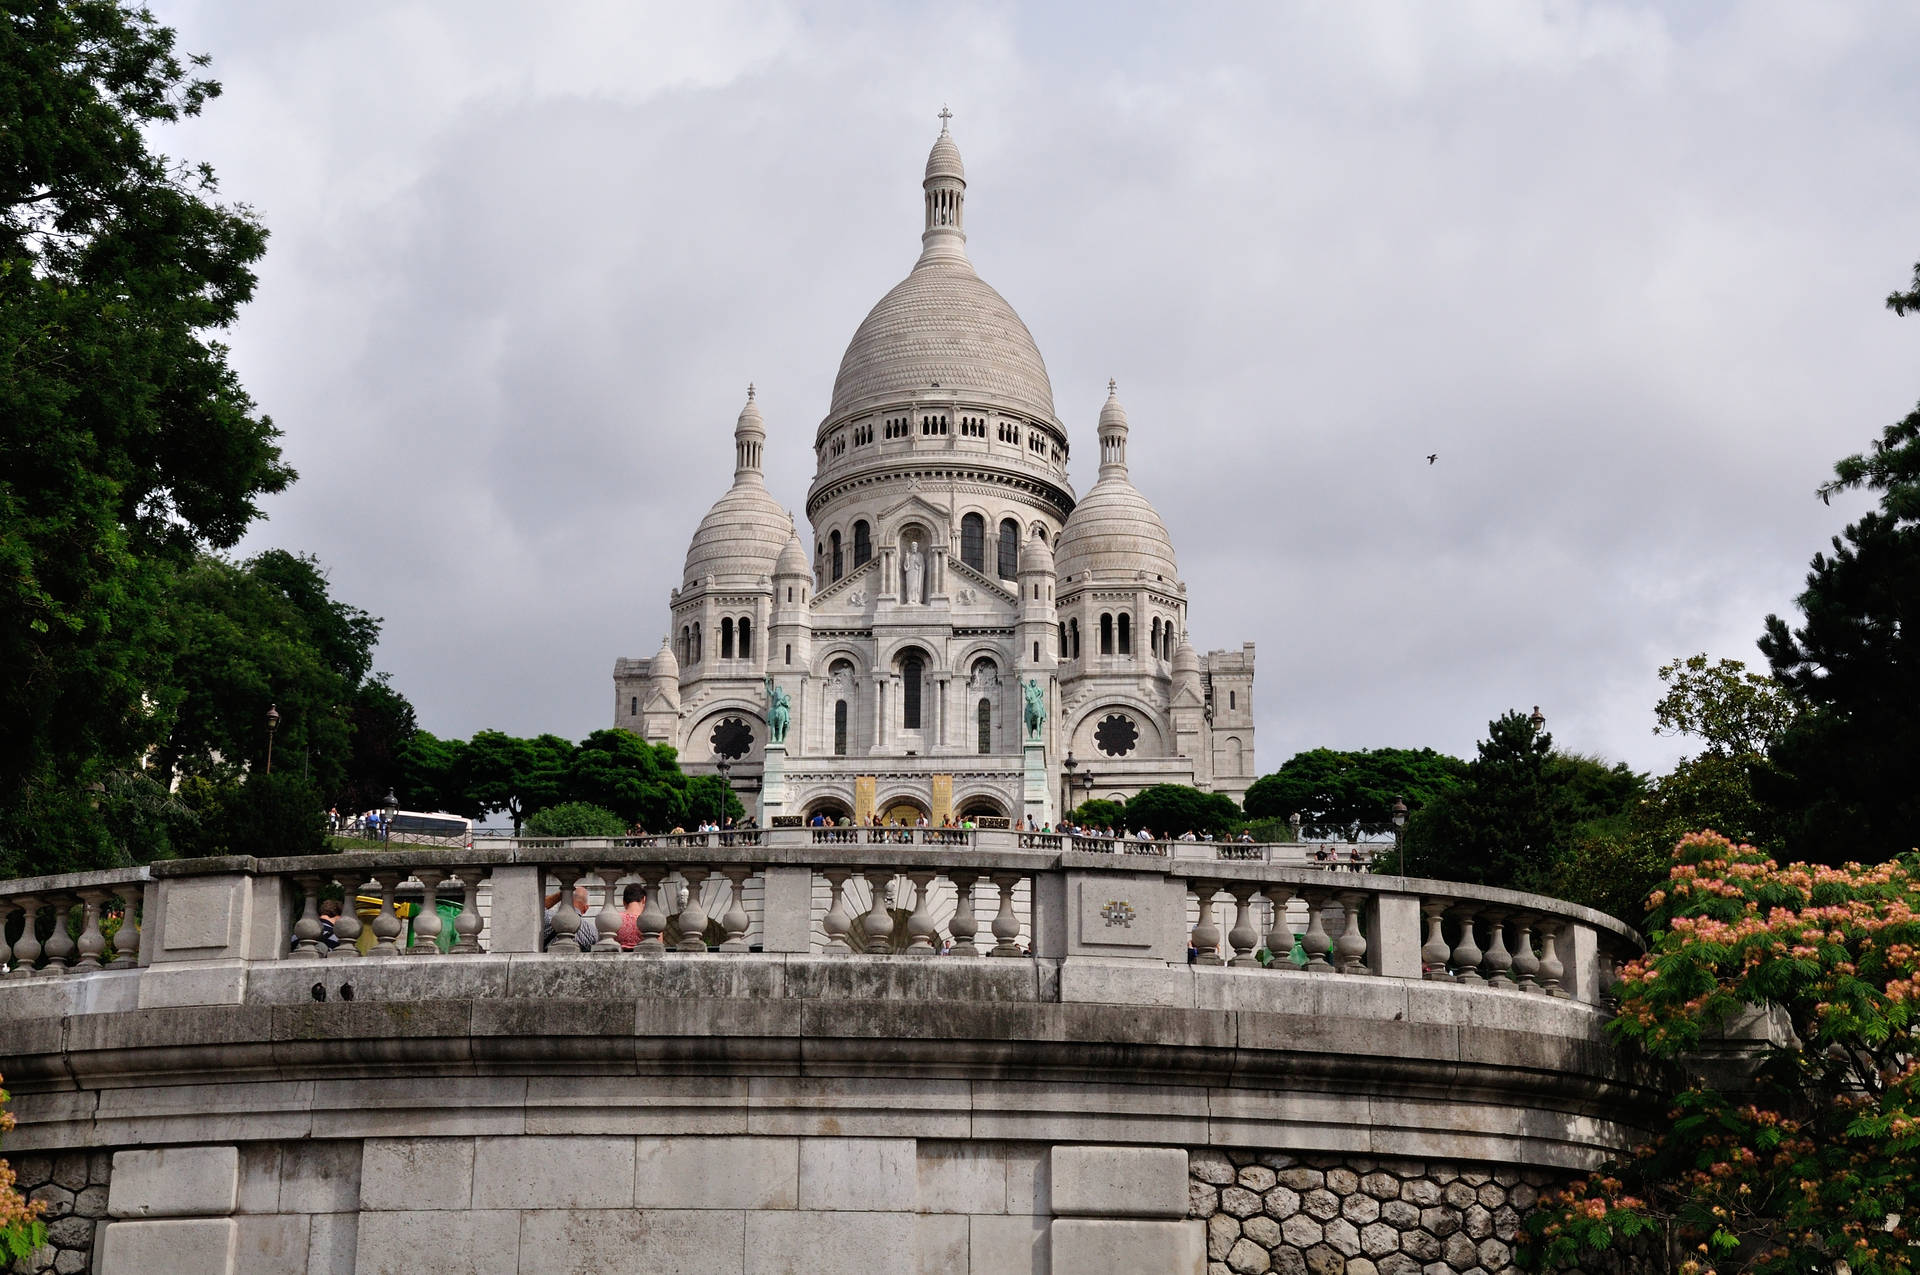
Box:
828 257 1056 424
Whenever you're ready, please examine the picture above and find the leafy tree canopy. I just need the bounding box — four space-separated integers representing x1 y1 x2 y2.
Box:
1065 798 1126 829
1530 834 1920 1275
1122 784 1239 838
2 1 290 816
1654 655 1799 761
1244 747 1467 840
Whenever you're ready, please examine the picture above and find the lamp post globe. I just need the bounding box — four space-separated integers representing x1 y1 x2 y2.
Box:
265 703 280 775
1392 798 1408 875
382 790 398 846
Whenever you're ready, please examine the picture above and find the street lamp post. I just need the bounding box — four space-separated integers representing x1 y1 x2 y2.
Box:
1529 705 1545 733
715 759 733 828
265 704 280 775
1061 752 1077 822
381 789 398 847
1392 798 1408 875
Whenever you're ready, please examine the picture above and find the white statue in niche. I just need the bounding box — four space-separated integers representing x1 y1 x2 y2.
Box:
902 540 925 604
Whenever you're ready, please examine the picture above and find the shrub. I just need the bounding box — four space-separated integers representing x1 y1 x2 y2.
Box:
524 802 627 838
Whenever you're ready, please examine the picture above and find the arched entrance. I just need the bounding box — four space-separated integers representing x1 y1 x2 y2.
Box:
805 798 852 825
880 796 929 826
956 796 1007 819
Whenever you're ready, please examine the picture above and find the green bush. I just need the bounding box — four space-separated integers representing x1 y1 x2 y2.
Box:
524 802 627 838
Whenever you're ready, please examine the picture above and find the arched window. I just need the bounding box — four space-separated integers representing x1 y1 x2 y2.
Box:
1100 613 1113 656
1150 617 1161 658
691 623 702 663
830 530 843 582
901 653 924 731
978 699 992 754
738 617 752 659
1057 624 1066 658
834 701 848 756
960 513 985 572
1070 618 1081 658
629 696 637 716
852 521 871 568
1118 613 1131 656
997 518 1019 579
680 625 691 663
720 617 734 660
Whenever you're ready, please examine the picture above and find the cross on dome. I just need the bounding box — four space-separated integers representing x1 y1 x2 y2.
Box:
938 105 952 131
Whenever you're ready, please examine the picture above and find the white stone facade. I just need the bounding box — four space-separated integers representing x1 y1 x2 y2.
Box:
612 119 1256 824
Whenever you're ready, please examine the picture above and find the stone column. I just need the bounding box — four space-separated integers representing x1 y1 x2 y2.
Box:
8 897 40 975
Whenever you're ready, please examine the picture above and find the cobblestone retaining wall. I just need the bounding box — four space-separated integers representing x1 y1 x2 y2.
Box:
1190 1149 1569 1275
5 1151 111 1275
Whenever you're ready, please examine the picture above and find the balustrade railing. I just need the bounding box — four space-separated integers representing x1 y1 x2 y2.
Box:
0 833 1639 1008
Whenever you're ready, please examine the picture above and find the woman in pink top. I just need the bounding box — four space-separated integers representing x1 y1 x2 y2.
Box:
615 883 648 949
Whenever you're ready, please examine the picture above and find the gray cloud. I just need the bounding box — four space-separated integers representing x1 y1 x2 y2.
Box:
153 0 1920 775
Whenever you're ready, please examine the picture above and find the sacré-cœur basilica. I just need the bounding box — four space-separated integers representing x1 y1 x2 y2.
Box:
612 115 1255 827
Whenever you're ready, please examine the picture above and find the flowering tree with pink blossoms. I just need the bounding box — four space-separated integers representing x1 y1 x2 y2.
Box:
0 1071 46 1262
1527 831 1920 1274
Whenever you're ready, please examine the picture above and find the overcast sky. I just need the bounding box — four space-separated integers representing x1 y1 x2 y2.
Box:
150 0 1920 778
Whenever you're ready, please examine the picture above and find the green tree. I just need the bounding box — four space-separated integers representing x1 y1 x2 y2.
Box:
565 729 683 830
455 731 554 833
154 550 376 801
678 773 745 829
1654 655 1799 760
2 3 290 830
1757 388 1920 863
1066 798 1126 828
1122 784 1238 838
1528 833 1920 1275
523 801 627 838
1243 747 1467 840
398 730 463 816
339 675 416 816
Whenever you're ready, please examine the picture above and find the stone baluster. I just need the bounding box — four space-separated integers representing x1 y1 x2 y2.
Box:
73 890 109 971
1261 885 1295 963
1226 885 1261 967
1481 909 1515 989
635 867 669 955
989 873 1024 957
946 871 979 957
1537 920 1568 998
8 898 41 976
719 867 753 952
1419 900 1452 980
41 896 76 972
1510 916 1540 992
860 870 894 955
330 875 365 957
1448 906 1484 986
1188 882 1224 966
1299 890 1333 972
451 872 486 954
1334 892 1368 975
545 866 583 954
905 871 939 955
676 868 712 952
410 870 446 956
291 875 328 959
368 873 406 957
0 901 14 975
821 869 857 953
593 868 625 955
109 884 143 969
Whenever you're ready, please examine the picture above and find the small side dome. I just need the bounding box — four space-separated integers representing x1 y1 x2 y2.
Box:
1171 639 1199 678
775 520 810 580
1098 386 1129 432
684 387 787 585
652 634 681 682
1019 529 1054 575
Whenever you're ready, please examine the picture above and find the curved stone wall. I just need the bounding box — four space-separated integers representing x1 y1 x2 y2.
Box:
0 838 1651 1273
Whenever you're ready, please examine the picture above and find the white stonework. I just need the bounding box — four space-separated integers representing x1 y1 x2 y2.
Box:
613 117 1256 824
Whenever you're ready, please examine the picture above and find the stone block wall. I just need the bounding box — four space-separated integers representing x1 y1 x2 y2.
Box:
1189 1149 1568 1275
5 1150 112 1275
